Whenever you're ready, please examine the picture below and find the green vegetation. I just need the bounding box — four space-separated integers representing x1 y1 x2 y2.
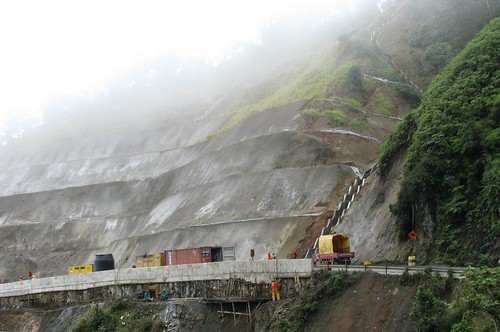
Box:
303 108 348 126
69 299 161 332
328 64 366 98
424 42 454 73
210 30 406 137
411 287 448 332
338 35 399 81
210 45 341 137
368 91 392 116
347 65 364 91
410 267 499 332
407 0 500 75
392 84 421 108
273 271 359 332
400 269 454 297
379 17 500 264
303 95 369 131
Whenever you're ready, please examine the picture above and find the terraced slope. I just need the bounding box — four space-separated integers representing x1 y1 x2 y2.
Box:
0 98 397 279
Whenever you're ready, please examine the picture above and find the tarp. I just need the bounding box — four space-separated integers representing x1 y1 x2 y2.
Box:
318 233 350 254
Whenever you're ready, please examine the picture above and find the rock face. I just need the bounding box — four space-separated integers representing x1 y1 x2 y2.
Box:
335 154 411 262
0 99 395 280
335 150 439 263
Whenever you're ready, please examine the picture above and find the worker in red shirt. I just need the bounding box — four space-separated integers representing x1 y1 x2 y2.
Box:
271 278 281 301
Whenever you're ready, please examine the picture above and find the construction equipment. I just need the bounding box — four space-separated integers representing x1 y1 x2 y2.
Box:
312 233 355 265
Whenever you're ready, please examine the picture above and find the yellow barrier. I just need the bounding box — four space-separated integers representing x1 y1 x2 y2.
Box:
408 256 416 267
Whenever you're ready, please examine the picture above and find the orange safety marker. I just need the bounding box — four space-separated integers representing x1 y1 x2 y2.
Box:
408 230 417 240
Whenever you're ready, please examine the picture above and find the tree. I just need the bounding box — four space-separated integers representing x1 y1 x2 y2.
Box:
411 286 446 332
425 42 454 72
347 65 363 91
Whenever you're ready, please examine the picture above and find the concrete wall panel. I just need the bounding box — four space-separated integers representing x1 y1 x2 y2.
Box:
0 259 312 298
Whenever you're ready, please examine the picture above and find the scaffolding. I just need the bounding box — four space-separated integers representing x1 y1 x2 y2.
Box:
202 297 269 325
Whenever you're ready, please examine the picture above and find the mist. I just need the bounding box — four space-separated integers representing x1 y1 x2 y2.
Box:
0 0 380 148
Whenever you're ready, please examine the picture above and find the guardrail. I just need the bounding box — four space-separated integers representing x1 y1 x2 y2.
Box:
314 264 467 279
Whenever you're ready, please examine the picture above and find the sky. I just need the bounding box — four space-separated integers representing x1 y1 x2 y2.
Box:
0 0 363 137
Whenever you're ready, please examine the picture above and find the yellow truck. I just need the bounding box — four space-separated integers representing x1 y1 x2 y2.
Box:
313 233 355 265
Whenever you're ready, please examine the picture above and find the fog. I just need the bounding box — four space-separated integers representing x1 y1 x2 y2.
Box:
0 0 381 146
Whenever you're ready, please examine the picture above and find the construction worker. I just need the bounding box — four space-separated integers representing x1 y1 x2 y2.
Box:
143 290 153 302
271 278 281 301
19 276 23 285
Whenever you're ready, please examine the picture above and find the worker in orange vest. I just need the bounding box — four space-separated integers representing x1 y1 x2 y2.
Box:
271 278 281 301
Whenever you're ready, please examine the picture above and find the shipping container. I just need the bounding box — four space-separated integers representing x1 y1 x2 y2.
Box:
165 247 224 266
68 264 94 275
136 252 166 267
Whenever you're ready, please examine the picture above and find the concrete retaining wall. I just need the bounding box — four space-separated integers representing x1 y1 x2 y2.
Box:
0 259 312 298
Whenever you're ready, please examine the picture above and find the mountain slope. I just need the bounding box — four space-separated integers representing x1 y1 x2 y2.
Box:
0 96 396 278
377 16 500 264
1 0 497 281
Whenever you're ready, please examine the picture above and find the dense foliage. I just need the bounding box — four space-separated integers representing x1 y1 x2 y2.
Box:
410 267 499 331
379 17 500 264
70 299 161 332
408 0 500 73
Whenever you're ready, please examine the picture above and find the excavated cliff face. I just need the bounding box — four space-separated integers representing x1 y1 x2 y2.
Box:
0 99 397 280
335 152 435 263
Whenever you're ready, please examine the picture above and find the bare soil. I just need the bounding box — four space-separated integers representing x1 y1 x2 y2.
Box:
307 273 417 332
0 274 417 332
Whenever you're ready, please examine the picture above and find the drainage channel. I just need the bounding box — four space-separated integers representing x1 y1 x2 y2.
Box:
305 164 377 258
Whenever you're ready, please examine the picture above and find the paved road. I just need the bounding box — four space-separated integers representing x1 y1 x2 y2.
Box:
314 264 467 279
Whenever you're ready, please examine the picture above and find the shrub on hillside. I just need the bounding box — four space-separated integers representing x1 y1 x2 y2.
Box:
69 300 159 332
393 84 421 107
425 42 454 73
347 65 364 91
410 267 499 332
410 286 447 332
